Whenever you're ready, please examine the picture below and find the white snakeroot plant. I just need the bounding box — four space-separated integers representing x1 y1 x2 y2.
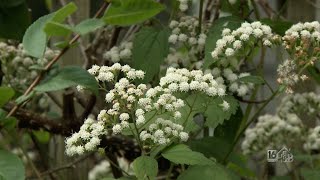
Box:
103 42 133 63
66 64 231 156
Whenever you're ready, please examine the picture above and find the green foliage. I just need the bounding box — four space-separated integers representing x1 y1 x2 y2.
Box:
51 2 77 22
75 19 105 35
0 150 25 180
237 75 265 85
0 2 30 40
177 164 239 180
214 108 243 143
204 95 239 129
177 94 238 132
132 156 158 180
103 0 164 26
34 66 99 95
132 27 170 82
0 109 17 130
203 16 243 69
301 169 320 180
23 2 77 58
32 130 50 144
44 22 73 36
188 137 232 162
162 144 214 165
0 87 15 107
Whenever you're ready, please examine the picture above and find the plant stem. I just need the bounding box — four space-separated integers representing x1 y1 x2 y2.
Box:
197 0 205 35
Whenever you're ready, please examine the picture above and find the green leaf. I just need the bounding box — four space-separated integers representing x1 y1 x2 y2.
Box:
0 149 25 180
132 156 158 180
0 109 17 130
214 107 243 142
0 2 30 40
51 2 77 22
44 22 73 36
203 16 242 69
237 75 265 85
301 169 320 180
104 0 164 26
22 13 54 58
75 18 105 35
204 95 239 129
35 66 98 95
162 144 213 165
132 27 169 82
261 18 293 36
32 130 50 144
0 0 25 8
15 91 36 105
0 87 15 107
188 137 233 163
22 2 77 58
177 93 208 132
177 164 239 180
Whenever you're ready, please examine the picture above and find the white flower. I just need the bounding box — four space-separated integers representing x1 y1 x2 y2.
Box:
179 132 189 141
112 124 122 134
169 34 178 44
119 113 130 121
225 48 235 57
178 33 188 42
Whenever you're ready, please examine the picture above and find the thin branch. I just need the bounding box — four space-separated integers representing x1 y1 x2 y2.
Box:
6 2 109 118
40 153 93 177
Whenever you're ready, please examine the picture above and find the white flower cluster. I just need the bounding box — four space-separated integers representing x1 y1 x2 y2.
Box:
276 59 302 93
283 21 320 59
159 67 227 98
168 17 206 49
0 42 59 92
211 21 276 68
304 126 320 151
65 117 106 156
140 118 189 146
208 67 254 97
242 92 320 155
277 22 320 92
68 64 235 154
178 0 190 12
277 92 320 118
103 42 133 63
242 114 302 155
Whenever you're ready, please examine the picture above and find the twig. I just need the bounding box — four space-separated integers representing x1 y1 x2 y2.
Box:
40 153 93 177
6 2 109 118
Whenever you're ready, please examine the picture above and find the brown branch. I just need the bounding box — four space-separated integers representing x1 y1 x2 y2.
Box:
80 95 97 120
40 153 93 177
6 2 109 118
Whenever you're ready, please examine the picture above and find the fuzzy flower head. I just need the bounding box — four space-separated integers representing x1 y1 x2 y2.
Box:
139 118 189 147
